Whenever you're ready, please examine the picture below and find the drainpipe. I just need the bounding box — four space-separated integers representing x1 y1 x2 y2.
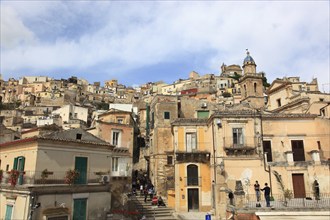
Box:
260 111 272 196
211 119 217 216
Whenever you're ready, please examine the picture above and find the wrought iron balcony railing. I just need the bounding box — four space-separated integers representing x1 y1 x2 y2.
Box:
0 170 115 186
175 151 210 163
184 177 202 187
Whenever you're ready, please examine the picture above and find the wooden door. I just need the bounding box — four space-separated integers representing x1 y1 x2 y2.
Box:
188 188 199 211
292 174 306 198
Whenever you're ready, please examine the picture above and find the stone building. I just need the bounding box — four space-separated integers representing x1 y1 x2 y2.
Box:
266 77 330 115
171 118 212 212
0 128 116 220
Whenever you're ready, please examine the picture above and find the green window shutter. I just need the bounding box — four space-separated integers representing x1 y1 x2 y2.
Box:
19 157 25 171
13 157 18 170
5 205 13 220
18 156 26 185
73 198 87 220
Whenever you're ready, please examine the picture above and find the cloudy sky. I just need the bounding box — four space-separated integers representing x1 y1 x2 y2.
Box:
1 1 329 91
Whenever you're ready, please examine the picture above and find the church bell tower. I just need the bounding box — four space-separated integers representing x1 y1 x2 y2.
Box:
239 50 265 109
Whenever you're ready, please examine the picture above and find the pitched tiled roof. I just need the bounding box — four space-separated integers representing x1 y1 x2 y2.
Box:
40 128 111 146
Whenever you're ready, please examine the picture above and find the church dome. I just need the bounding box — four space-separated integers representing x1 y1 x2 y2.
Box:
243 50 255 64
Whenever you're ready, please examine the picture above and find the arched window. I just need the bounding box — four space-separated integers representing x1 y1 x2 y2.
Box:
187 164 199 186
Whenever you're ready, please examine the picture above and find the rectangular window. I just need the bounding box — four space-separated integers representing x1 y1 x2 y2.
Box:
151 112 154 128
197 111 209 119
167 156 173 165
112 131 120 146
117 118 124 124
112 157 119 172
276 98 282 107
164 111 170 119
317 141 321 150
186 133 197 152
233 128 243 146
263 141 273 162
291 140 305 161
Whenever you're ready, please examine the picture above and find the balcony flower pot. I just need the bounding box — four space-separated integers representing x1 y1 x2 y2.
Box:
7 170 20 186
64 169 79 185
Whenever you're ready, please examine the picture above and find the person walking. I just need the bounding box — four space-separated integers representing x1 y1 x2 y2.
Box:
144 188 148 203
140 184 144 196
261 183 271 207
254 181 261 207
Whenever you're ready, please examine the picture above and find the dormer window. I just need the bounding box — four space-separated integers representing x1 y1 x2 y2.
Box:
76 133 82 140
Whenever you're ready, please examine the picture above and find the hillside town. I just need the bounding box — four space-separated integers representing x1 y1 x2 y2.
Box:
0 51 329 220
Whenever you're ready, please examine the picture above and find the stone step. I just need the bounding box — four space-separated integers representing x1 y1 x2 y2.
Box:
139 210 173 215
140 216 177 220
130 196 177 220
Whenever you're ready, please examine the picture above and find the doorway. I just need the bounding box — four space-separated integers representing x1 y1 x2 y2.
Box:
188 188 199 211
73 198 87 220
292 174 306 198
75 157 88 184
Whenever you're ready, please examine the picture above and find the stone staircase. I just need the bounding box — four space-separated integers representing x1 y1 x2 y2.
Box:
130 195 178 220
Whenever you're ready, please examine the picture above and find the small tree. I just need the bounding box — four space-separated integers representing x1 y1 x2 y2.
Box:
273 170 293 206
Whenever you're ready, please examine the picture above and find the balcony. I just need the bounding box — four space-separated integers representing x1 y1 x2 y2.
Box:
223 135 259 156
184 177 202 187
175 151 210 164
0 170 111 187
224 145 257 156
240 193 330 209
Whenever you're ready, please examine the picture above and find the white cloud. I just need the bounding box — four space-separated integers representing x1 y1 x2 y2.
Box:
0 6 36 49
0 1 329 87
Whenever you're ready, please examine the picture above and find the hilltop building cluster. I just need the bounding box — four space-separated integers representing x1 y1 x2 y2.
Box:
0 51 329 220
